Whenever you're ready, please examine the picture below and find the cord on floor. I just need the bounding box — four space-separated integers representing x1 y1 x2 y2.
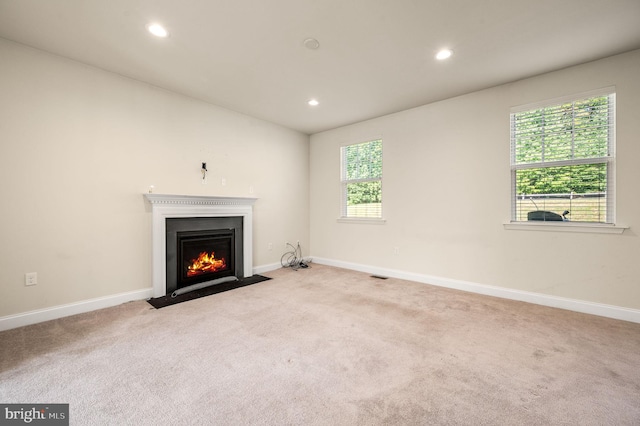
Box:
281 242 310 270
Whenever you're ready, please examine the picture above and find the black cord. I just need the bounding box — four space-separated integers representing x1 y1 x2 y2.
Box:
281 242 309 270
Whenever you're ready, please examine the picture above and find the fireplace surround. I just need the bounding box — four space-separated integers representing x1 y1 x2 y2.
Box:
144 194 257 297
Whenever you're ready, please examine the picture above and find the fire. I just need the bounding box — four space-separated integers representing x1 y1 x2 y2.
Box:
186 251 226 277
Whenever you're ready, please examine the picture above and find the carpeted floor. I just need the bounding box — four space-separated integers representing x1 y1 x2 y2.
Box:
1 264 639 425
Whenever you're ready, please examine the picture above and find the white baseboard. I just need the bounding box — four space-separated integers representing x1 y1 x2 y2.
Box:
253 262 282 275
4 259 637 331
1 264 280 332
0 288 153 332
312 257 640 324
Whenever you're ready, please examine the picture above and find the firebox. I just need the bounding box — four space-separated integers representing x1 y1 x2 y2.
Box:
165 216 244 295
177 229 235 288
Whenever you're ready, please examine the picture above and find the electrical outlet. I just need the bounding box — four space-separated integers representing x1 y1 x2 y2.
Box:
221 177 227 186
25 272 37 286
393 247 400 255
268 243 273 251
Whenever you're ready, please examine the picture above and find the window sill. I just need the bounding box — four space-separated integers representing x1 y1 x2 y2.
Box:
337 217 386 225
503 221 628 234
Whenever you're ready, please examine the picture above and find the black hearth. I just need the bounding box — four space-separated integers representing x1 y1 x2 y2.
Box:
165 217 244 295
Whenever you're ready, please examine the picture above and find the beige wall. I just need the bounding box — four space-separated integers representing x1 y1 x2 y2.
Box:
310 50 640 310
2 36 638 321
0 39 309 317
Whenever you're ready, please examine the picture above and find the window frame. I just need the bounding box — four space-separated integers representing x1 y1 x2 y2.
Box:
508 88 620 231
339 138 384 223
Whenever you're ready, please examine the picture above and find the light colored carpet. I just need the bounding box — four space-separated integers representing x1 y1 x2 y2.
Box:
1 264 639 425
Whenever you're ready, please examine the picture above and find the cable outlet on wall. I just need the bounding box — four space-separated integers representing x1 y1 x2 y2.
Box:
25 272 37 286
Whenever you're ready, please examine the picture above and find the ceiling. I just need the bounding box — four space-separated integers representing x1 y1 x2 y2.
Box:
1 1 639 135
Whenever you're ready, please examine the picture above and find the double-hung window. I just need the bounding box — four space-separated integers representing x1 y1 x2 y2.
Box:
340 139 383 219
510 90 615 224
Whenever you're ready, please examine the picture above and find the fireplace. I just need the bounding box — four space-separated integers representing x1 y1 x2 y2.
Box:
144 194 256 297
179 230 234 284
165 216 243 295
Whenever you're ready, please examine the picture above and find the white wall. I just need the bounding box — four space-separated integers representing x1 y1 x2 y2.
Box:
310 50 640 311
0 39 309 318
2 36 638 324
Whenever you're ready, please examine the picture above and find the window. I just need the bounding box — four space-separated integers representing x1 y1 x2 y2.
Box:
340 139 383 219
510 90 615 224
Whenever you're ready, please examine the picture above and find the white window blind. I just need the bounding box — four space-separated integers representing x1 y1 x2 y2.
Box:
340 139 383 219
510 90 615 224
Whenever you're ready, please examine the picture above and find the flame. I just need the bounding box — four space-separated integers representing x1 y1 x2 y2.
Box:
186 251 226 277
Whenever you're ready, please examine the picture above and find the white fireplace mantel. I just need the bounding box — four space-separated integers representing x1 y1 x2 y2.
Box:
144 194 257 297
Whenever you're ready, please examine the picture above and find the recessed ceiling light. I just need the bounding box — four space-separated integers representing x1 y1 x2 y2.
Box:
147 23 169 38
435 49 453 60
308 99 319 106
303 38 320 50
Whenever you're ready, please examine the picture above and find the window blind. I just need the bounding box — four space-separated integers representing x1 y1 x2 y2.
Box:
340 139 383 219
510 91 615 224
